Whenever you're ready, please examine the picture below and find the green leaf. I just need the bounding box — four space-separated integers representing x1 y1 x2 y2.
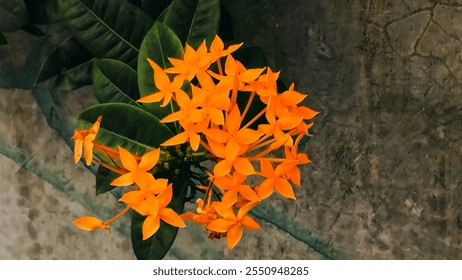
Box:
64 0 154 68
24 0 68 25
0 0 28 31
95 165 118 196
95 165 126 198
35 35 94 91
163 0 220 48
141 0 172 20
131 169 189 259
21 24 46 36
137 21 183 119
92 59 141 106
77 103 173 157
0 32 6 45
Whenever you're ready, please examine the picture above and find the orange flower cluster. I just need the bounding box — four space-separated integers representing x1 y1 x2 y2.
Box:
72 122 185 241
71 35 317 250
139 35 317 249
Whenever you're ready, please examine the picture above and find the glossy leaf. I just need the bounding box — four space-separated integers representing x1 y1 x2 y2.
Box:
163 0 220 48
95 165 125 198
24 0 68 25
35 35 94 91
131 170 189 260
92 59 140 106
95 165 118 196
77 103 173 159
0 0 28 31
0 32 6 45
21 24 46 36
141 0 171 20
64 0 154 68
137 21 183 119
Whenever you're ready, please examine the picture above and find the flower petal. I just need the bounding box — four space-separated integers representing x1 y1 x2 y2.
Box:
189 131 201 151
161 132 189 146
83 139 94 166
236 128 263 145
241 216 261 230
157 184 173 210
160 208 186 228
213 159 232 177
226 106 241 134
73 139 83 164
137 92 163 103
233 157 255 175
227 224 243 249
142 215 161 240
237 184 260 202
139 149 160 171
274 178 296 199
221 190 237 210
207 218 234 233
119 190 146 206
110 173 135 187
257 179 274 200
237 201 260 219
118 146 138 171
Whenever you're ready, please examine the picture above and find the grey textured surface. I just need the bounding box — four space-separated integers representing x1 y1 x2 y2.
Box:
1 0 462 259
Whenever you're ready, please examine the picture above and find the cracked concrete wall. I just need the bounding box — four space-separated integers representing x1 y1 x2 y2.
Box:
1 0 462 259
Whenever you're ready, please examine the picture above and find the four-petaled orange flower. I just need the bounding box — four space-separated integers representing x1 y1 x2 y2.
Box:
133 184 186 240
111 146 160 187
207 202 260 249
258 159 298 200
165 41 210 82
72 116 102 165
137 58 185 107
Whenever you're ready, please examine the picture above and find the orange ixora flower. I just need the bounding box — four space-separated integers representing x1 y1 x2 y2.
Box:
137 58 185 107
133 184 186 240
257 159 298 200
165 41 211 82
206 201 260 249
72 116 102 165
110 146 160 187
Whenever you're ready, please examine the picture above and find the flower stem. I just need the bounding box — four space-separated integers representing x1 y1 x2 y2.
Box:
103 205 131 226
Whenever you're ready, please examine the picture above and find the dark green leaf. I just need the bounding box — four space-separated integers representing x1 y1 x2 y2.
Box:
217 4 234 42
141 0 171 20
64 0 154 68
137 21 183 119
95 165 118 196
127 0 142 7
95 165 126 198
35 35 94 91
163 0 220 48
21 24 46 36
131 169 189 259
0 32 6 45
24 0 68 25
77 103 173 158
92 59 141 106
0 0 28 31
